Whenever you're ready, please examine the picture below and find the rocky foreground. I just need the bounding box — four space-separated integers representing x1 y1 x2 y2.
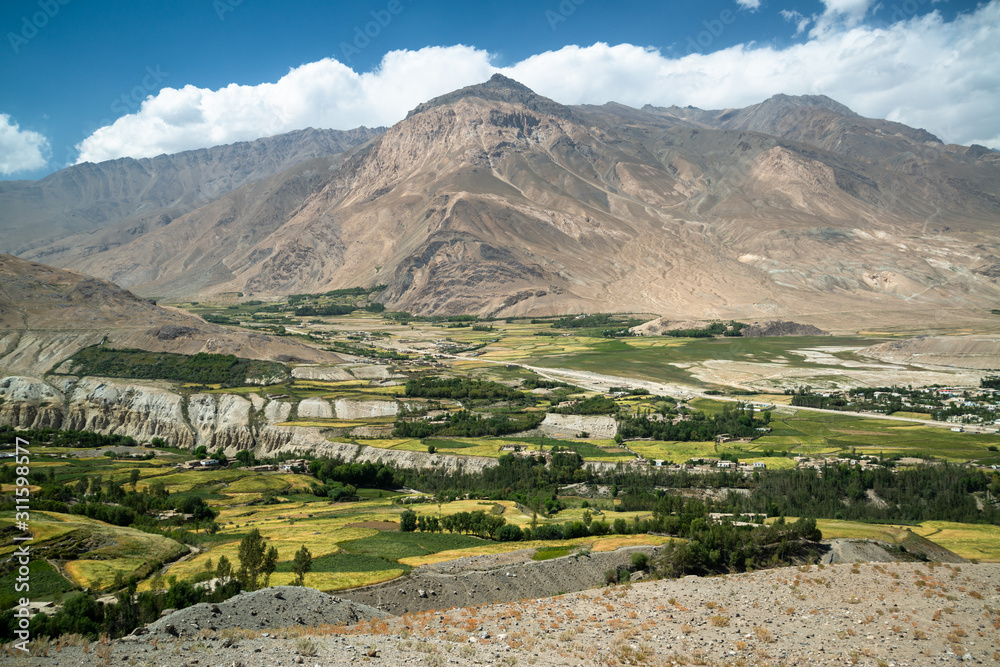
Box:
6 561 999 666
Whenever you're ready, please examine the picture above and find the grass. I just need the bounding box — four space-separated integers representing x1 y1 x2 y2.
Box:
532 545 573 560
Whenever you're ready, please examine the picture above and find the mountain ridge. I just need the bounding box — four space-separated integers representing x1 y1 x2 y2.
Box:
8 79 1000 329
3 126 385 258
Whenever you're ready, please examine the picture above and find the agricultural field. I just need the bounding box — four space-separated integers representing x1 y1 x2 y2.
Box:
361 436 635 462
811 519 1000 562
755 409 1000 461
0 511 187 593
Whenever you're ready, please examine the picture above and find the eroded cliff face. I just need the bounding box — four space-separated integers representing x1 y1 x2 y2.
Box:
255 426 500 475
0 376 494 474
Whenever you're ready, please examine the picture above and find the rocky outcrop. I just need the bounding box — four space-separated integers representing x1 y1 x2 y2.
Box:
538 413 618 438
264 400 293 423
0 376 65 428
334 398 399 419
187 393 256 451
740 320 830 337
291 365 355 381
61 379 194 447
298 397 334 419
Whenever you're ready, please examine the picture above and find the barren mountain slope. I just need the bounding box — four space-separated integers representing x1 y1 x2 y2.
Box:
54 157 347 295
12 77 1000 326
4 126 383 260
0 254 342 374
221 76 1000 319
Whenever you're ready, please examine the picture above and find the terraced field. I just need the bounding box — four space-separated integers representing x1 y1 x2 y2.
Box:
0 511 187 591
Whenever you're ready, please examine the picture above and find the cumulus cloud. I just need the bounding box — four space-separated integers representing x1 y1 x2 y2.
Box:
0 114 49 175
508 4 1000 148
735 0 762 10
76 46 495 163
75 2 1000 162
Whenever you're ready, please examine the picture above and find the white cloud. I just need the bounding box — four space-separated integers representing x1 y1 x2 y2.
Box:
75 2 1000 162
76 46 495 163
507 4 1000 148
780 9 811 36
735 0 762 10
0 114 49 175
821 0 875 22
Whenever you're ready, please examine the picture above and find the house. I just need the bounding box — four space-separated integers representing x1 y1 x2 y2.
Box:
716 461 734 468
753 462 767 469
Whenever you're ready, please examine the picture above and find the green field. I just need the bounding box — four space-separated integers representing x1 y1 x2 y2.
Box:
756 410 1000 460
501 335 885 388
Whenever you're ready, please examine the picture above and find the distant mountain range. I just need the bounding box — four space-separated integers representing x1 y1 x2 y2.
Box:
6 75 1000 327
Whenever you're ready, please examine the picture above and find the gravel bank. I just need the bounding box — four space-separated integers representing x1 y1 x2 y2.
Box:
9 561 999 666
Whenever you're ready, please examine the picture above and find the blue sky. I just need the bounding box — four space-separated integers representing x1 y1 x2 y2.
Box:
1 0 996 179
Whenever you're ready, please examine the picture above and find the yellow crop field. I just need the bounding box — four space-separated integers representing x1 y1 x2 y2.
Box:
912 521 1000 562
399 533 674 567
66 558 149 590
160 524 379 583
626 441 718 462
811 519 1000 562
225 473 312 494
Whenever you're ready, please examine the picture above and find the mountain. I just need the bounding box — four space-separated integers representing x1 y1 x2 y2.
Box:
0 254 343 374
10 76 1000 328
2 126 384 260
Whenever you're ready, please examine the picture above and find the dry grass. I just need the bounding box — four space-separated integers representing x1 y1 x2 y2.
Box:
753 627 775 643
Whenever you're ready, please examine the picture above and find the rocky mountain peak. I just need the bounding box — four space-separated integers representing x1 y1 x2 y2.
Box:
406 74 577 121
755 93 860 118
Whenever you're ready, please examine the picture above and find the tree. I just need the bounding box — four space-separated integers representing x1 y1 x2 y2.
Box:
216 555 232 581
400 509 417 532
129 468 140 490
262 546 279 588
237 529 266 591
292 545 313 586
